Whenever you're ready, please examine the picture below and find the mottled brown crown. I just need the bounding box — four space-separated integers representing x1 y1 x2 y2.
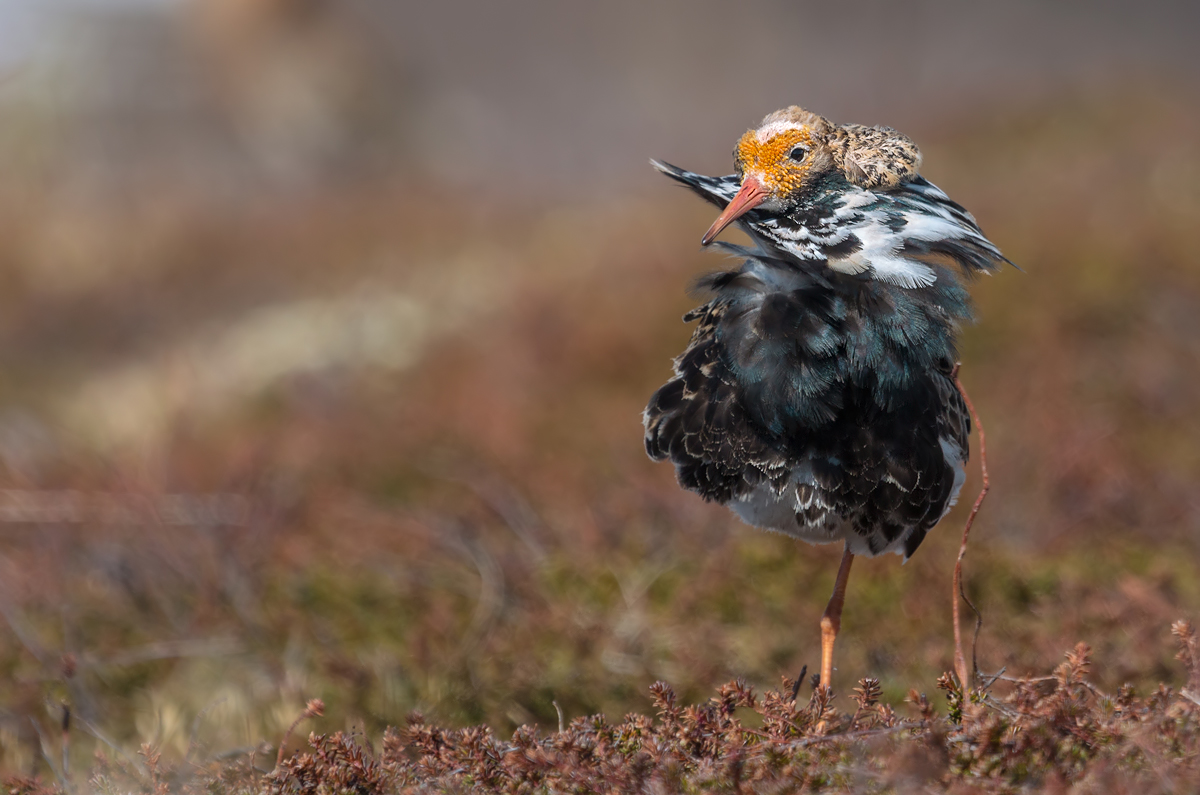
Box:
747 105 922 193
757 106 833 136
826 122 922 190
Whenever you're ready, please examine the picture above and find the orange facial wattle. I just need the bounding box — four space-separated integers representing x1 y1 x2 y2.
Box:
734 127 814 198
700 126 817 245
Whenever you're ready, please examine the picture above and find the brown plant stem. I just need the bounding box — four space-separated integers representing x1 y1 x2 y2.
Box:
276 699 325 768
61 702 70 788
953 368 989 692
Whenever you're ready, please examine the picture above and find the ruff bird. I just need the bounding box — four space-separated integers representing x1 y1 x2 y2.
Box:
644 106 1009 689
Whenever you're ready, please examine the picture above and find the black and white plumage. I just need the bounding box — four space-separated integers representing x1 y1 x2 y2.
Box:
644 106 1009 560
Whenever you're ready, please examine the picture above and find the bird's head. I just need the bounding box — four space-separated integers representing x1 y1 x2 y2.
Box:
702 106 923 245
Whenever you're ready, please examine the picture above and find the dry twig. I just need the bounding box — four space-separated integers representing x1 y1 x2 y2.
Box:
953 367 989 692
275 699 325 768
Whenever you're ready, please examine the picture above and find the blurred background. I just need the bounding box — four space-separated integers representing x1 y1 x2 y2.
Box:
0 0 1199 778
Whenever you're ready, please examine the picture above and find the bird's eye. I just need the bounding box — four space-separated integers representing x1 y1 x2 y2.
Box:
789 146 809 162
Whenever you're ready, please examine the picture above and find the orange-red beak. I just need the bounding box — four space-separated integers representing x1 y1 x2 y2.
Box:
701 175 767 245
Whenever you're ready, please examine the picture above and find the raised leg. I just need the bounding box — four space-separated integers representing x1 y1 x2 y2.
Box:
820 544 855 689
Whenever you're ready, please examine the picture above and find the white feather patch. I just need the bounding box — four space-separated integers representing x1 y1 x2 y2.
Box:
832 210 938 288
939 436 967 517
754 121 807 143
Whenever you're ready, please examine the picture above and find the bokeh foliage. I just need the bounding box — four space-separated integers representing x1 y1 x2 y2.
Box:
0 7 1197 789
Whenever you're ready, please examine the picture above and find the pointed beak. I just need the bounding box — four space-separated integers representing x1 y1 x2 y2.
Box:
701 175 767 246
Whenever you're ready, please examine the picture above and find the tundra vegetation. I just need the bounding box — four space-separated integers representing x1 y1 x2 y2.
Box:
0 86 1198 792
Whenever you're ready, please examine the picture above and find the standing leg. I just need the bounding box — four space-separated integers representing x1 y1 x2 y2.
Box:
820 544 855 689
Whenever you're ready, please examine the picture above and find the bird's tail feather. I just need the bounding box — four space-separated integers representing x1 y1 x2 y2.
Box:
650 159 740 209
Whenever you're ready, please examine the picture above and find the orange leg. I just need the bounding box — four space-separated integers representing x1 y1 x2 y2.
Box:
820 544 855 689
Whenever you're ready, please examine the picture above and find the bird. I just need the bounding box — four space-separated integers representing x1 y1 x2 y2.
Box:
643 106 1009 690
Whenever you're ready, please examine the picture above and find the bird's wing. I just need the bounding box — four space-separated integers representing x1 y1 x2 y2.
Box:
747 178 1012 288
886 177 1015 273
643 296 790 503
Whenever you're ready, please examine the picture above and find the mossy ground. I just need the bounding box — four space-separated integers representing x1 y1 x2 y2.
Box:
1 93 1199 792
